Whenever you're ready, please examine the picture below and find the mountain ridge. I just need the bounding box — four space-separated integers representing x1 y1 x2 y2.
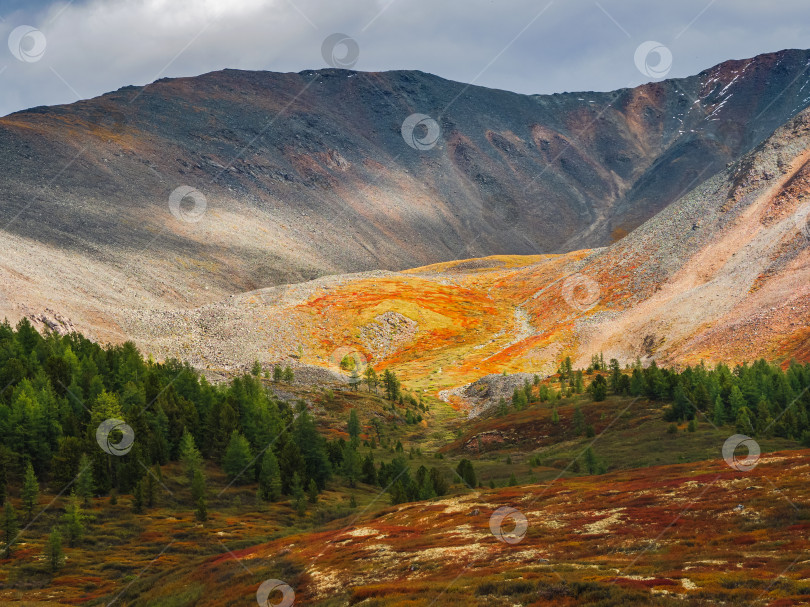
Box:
0 47 809 360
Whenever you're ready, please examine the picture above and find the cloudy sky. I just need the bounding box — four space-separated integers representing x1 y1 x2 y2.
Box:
0 0 808 117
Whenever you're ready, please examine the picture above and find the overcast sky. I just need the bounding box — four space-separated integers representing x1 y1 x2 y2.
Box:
0 0 808 117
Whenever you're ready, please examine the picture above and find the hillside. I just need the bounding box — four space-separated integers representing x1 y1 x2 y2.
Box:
0 318 808 606
104 103 810 412
1 49 810 346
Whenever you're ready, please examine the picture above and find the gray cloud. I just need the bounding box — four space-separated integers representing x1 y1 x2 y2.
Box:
0 0 808 117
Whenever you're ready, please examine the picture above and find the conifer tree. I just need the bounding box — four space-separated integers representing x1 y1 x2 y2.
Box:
195 496 207 522
574 370 585 393
293 408 331 490
589 374 608 401
223 431 253 484
584 447 598 474
75 454 94 507
609 359 622 393
729 386 747 417
290 472 306 516
341 443 361 488
347 409 361 445
145 472 156 508
713 396 726 425
132 479 144 514
573 406 586 435
307 479 319 504
361 452 377 485
455 459 477 488
191 468 206 504
258 449 281 501
45 527 64 572
1 501 19 558
363 366 378 393
0 460 6 507
62 493 85 547
179 429 203 483
348 369 360 391
21 462 39 521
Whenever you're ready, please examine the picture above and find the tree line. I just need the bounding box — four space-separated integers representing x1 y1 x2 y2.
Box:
0 320 450 544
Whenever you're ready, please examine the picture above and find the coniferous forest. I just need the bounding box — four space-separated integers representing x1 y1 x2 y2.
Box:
0 318 450 518
1 317 808 515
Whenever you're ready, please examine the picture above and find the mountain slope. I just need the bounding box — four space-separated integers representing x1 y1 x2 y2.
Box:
1 50 810 340
111 103 810 400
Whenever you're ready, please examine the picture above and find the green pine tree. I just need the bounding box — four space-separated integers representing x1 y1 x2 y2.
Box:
347 409 361 445
45 527 64 572
290 472 306 516
455 459 477 488
361 452 378 485
195 496 208 522
258 449 281 501
307 479 319 504
736 406 754 435
21 462 39 521
729 386 747 417
222 431 253 484
341 443 361 488
179 429 203 483
75 454 94 507
573 406 586 436
132 479 144 514
0 461 6 507
1 501 19 558
363 366 378 393
589 374 608 401
191 469 206 503
145 472 156 508
713 395 726 425
62 493 85 547
584 447 598 474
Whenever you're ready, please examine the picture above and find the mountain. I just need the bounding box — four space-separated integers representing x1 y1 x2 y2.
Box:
1 49 810 344
117 101 810 400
